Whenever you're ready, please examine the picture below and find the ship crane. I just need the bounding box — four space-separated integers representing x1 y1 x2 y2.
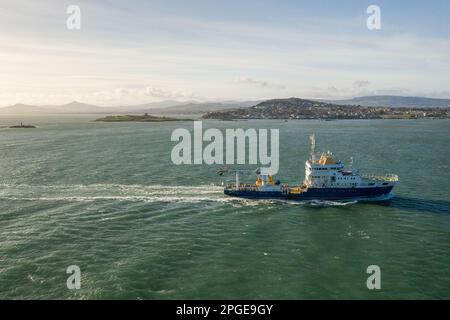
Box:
216 167 261 190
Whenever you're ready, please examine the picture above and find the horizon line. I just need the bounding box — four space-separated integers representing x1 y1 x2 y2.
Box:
3 94 450 109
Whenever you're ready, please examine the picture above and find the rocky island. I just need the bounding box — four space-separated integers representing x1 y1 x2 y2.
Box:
95 113 191 122
202 98 450 120
9 122 36 128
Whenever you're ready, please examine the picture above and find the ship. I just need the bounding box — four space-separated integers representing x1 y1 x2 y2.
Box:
222 135 398 201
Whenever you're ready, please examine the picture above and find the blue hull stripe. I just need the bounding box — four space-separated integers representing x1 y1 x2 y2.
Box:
224 186 393 201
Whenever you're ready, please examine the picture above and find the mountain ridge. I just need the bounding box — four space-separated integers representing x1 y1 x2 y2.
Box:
1 95 449 115
0 100 260 114
323 95 450 108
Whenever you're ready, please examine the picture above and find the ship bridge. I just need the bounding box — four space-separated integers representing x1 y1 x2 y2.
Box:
305 152 349 188
304 150 397 189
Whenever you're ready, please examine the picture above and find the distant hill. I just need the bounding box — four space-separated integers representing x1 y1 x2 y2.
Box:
203 97 450 120
203 98 341 120
123 100 194 110
0 101 114 114
0 100 260 115
0 103 50 114
324 95 450 108
138 100 261 114
46 101 109 113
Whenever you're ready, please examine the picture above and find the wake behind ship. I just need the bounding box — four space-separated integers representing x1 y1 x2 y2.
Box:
223 135 398 201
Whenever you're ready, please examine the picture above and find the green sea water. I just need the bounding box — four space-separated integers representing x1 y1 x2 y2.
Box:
0 116 449 299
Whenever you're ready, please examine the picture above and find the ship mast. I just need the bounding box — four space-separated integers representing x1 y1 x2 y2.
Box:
310 134 316 162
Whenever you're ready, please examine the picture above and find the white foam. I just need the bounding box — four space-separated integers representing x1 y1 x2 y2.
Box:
0 183 393 207
0 183 226 204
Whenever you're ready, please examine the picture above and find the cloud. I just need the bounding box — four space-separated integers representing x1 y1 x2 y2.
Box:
237 77 269 87
303 84 415 100
145 86 196 99
1 1 450 105
236 77 285 90
115 88 130 97
0 85 199 107
96 86 198 105
353 80 370 88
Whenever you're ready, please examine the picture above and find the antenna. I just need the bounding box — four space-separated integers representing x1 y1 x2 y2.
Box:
350 156 354 168
310 134 316 161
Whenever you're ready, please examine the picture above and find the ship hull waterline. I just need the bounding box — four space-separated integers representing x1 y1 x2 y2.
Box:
224 186 394 201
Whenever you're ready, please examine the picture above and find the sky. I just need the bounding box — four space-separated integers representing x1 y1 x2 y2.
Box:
0 0 449 106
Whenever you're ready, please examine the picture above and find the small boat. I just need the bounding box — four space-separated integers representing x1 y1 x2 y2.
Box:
223 135 398 201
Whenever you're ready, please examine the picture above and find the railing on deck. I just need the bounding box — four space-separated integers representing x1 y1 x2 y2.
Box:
225 184 259 191
361 173 399 182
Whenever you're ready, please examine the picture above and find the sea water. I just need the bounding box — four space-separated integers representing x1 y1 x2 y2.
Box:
0 116 449 299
